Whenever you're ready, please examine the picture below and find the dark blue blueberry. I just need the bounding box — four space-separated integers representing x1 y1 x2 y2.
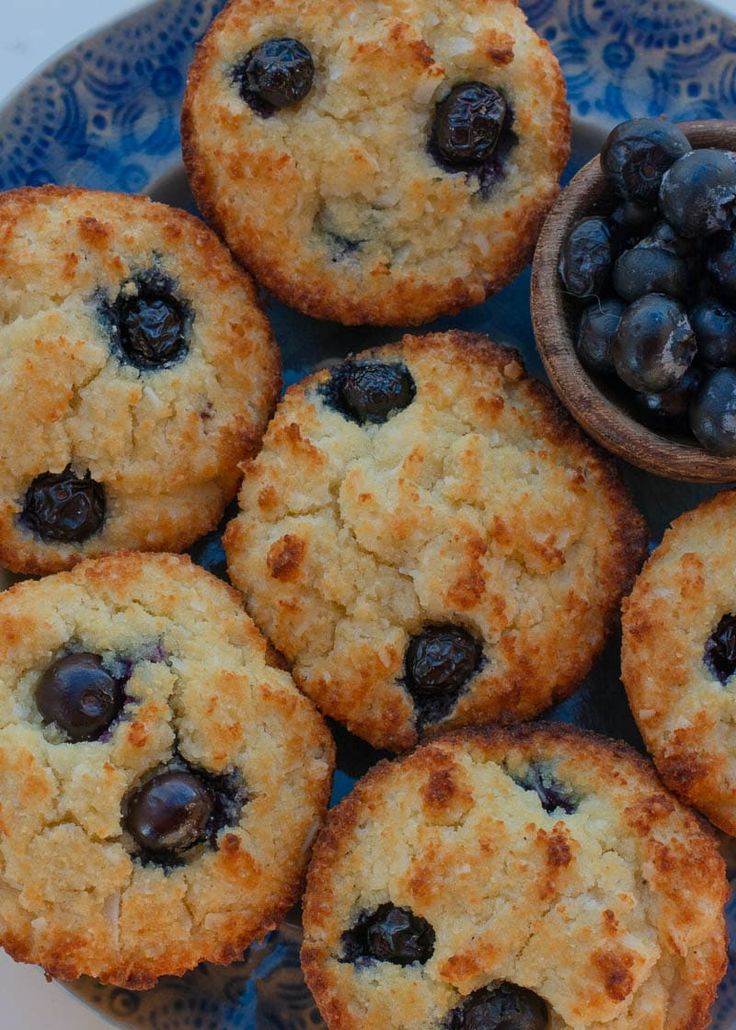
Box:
322 362 416 425
613 294 696 392
406 626 481 696
706 231 736 306
431 83 508 167
21 466 106 543
660 149 736 238
105 271 190 369
559 217 614 299
690 367 736 455
405 625 482 729
608 201 657 249
690 298 736 367
234 38 314 117
444 982 549 1030
36 653 125 742
341 904 435 966
635 363 702 429
514 762 578 815
125 770 214 856
576 299 624 375
601 118 691 205
705 614 736 684
613 245 688 302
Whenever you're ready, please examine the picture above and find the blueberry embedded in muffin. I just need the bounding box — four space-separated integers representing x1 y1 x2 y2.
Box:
622 489 736 835
0 185 280 574
182 0 570 325
225 331 647 752
0 553 334 987
301 723 728 1029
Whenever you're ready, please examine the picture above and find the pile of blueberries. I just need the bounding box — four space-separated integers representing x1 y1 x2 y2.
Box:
559 118 736 456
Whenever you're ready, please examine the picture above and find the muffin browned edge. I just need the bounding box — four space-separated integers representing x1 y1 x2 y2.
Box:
181 3 571 326
301 721 729 1030
0 185 281 576
621 489 736 837
0 552 335 988
225 330 647 753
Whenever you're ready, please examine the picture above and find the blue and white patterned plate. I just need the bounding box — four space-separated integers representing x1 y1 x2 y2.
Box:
1 0 736 1026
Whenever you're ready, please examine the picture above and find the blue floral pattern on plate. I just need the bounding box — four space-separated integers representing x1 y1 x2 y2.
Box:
1 0 736 1027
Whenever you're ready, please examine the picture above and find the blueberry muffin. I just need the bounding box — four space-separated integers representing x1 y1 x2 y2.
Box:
0 186 280 574
622 489 736 836
0 553 334 987
224 331 646 752
302 722 728 1030
182 0 570 326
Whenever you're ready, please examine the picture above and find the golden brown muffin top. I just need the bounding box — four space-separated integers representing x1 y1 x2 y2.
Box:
226 331 646 751
0 553 334 987
302 723 728 1030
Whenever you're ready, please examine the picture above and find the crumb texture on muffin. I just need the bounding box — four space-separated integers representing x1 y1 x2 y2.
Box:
622 489 736 835
0 553 334 987
225 331 647 751
302 723 728 1030
182 0 570 325
0 186 280 574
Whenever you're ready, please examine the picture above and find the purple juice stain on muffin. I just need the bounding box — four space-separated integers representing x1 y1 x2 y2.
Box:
510 761 580 815
704 614 736 684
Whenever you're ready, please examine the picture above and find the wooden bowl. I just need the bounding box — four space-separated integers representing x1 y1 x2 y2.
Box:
531 120 736 484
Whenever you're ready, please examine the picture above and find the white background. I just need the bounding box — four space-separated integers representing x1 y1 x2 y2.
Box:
2 0 736 1028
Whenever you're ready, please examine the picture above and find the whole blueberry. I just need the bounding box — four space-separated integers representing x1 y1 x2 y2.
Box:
341 904 435 966
690 367 736 455
601 118 691 205
125 770 214 856
110 276 189 369
35 653 124 742
338 362 416 425
21 466 106 544
704 614 736 684
635 363 703 428
613 294 696 392
406 626 482 696
690 298 736 367
431 83 508 167
660 149 736 238
706 231 736 306
576 299 624 375
559 217 614 299
235 38 314 116
444 982 549 1030
613 245 688 302
609 200 657 249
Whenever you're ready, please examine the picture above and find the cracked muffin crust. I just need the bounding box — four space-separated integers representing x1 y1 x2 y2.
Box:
0 186 280 574
182 0 570 326
301 723 728 1030
224 331 647 752
0 552 334 988
622 490 736 836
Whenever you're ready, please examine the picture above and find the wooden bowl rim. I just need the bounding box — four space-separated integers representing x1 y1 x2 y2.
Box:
531 119 736 484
